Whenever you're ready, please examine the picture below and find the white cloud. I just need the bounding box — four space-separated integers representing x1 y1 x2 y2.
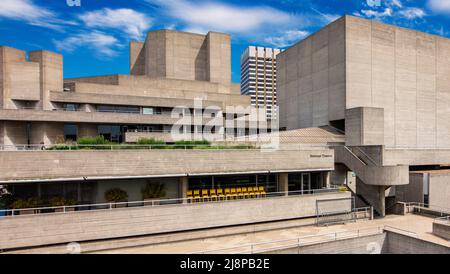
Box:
264 30 309 48
145 0 306 34
79 8 151 40
398 7 426 19
0 0 75 30
428 0 450 14
53 32 119 58
360 8 393 19
389 0 403 8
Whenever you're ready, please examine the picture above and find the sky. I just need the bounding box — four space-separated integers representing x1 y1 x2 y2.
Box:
1 0 450 83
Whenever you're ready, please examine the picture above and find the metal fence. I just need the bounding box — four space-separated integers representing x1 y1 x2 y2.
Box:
404 202 450 217
0 187 342 218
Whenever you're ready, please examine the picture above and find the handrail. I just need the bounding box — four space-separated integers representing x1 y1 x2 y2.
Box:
349 146 379 166
403 202 450 217
191 226 383 254
342 146 367 166
0 187 341 218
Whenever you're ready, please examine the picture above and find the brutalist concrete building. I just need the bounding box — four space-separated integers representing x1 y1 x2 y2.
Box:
278 15 450 216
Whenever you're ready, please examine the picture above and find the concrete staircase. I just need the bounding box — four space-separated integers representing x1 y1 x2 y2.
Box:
335 146 409 216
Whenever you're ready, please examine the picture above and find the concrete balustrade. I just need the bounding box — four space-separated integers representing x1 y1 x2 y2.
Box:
0 191 351 250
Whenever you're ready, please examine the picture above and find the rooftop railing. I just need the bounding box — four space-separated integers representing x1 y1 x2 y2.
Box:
0 188 342 218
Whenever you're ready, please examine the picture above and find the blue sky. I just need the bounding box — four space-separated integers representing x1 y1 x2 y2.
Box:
1 0 450 83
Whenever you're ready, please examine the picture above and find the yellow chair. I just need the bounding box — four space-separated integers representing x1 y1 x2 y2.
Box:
258 186 267 197
224 188 231 200
201 189 210 202
248 187 256 198
236 187 244 199
217 188 225 201
230 188 238 200
193 189 201 203
209 189 218 201
241 187 250 199
253 186 261 197
186 190 194 203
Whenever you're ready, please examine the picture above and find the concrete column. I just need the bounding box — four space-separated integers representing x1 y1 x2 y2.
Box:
278 173 289 196
379 186 386 217
179 177 189 203
324 171 331 188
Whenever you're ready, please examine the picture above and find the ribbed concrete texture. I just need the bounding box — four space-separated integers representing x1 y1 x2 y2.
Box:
0 192 351 250
0 148 334 182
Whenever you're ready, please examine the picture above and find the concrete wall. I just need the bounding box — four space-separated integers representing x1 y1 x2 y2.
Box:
129 41 145 75
0 192 351 250
28 51 63 110
429 173 450 209
345 107 384 146
262 233 386 254
384 231 450 254
278 15 450 149
262 231 450 254
143 30 231 84
433 221 450 241
396 173 425 204
278 17 346 130
0 149 334 182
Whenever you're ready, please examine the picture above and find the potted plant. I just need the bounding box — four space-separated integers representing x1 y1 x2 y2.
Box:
104 188 128 208
11 197 41 215
141 182 166 206
49 197 77 213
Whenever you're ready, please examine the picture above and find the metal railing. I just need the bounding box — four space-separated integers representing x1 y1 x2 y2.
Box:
192 226 384 254
404 202 450 217
0 187 341 218
0 143 261 151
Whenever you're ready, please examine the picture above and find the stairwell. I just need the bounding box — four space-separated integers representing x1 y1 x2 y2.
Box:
334 146 409 217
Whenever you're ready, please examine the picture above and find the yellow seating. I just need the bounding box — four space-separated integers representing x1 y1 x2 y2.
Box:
224 188 231 200
258 186 267 197
241 187 250 199
193 189 201 203
217 188 225 201
253 186 261 197
229 188 238 200
186 190 193 203
248 186 256 198
201 189 210 202
236 187 244 199
209 189 218 201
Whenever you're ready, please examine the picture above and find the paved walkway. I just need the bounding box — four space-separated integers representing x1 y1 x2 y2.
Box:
93 214 450 254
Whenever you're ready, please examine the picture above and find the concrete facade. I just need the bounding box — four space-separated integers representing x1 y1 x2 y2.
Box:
133 30 231 84
0 191 351 250
278 15 450 150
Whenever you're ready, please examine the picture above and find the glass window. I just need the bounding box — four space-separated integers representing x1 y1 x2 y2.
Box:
64 124 78 141
143 107 154 115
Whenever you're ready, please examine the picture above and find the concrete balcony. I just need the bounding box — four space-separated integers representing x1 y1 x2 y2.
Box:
0 191 351 250
0 109 219 126
0 148 334 182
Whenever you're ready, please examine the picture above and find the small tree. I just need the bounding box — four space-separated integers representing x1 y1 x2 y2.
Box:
104 188 128 203
141 182 166 200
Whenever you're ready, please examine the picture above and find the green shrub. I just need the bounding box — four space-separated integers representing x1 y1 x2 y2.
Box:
141 182 167 199
104 188 128 203
0 193 15 208
48 197 77 207
11 198 41 209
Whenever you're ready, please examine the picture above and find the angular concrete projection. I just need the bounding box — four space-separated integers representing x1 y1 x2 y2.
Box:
345 107 384 146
